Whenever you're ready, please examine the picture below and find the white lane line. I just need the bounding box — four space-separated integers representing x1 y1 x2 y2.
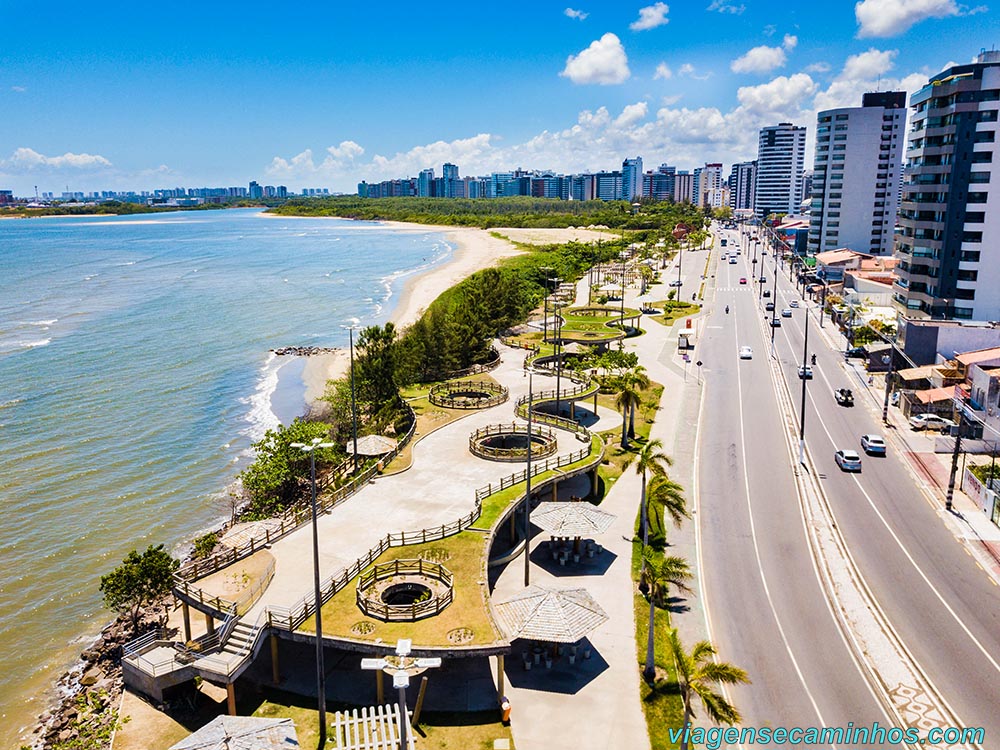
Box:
732 306 834 733
771 279 1000 679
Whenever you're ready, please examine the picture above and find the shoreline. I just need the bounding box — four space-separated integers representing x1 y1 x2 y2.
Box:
296 219 523 405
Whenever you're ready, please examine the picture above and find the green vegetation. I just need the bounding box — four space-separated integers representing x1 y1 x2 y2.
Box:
191 532 219 560
0 200 257 219
237 418 341 519
100 545 179 632
34 689 124 750
270 195 704 231
970 462 1000 483
648 300 700 327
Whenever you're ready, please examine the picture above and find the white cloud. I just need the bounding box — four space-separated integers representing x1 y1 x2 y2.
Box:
736 73 819 117
855 0 960 38
730 35 796 74
653 62 673 79
805 62 832 73
678 63 713 80
326 141 365 161
11 85 27 93
564 7 588 20
661 94 683 105
707 0 746 13
630 2 670 31
763 23 777 36
615 101 649 127
560 33 630 84
3 147 112 170
840 48 898 80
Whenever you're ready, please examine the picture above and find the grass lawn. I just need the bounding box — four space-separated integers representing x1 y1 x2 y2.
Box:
251 689 515 750
595 382 664 493
646 301 701 328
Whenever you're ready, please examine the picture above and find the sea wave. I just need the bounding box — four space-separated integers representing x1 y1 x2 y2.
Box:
0 338 51 353
238 353 282 449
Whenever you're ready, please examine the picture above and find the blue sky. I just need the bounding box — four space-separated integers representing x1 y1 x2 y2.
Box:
1 1 996 195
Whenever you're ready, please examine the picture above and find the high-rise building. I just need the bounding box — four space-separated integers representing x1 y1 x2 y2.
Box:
418 168 435 197
674 172 695 204
699 163 724 207
754 123 807 220
248 181 264 200
570 174 596 201
894 52 1000 320
809 91 906 256
728 161 756 211
622 157 643 201
643 164 675 200
595 171 623 201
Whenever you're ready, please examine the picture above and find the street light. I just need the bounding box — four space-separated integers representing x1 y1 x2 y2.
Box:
289 436 336 747
341 324 361 473
799 316 810 464
361 639 442 750
549 277 563 420
619 251 628 350
539 266 554 345
524 373 534 587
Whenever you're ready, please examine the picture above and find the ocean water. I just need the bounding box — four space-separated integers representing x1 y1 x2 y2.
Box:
0 209 451 743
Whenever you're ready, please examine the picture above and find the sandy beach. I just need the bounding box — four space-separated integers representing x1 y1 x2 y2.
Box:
298 221 526 404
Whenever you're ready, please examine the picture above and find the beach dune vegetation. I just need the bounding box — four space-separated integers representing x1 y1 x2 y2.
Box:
99 544 179 632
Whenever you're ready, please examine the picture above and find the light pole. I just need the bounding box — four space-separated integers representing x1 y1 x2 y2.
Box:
619 252 628 350
799 316 810 464
524 373 534 587
361 639 441 750
540 266 553 345
549 277 563 419
882 350 895 424
289 436 335 747
341 324 361 473
770 248 779 358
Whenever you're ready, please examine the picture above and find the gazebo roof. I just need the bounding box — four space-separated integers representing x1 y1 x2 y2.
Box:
494 585 608 643
531 501 616 537
170 716 298 750
346 434 398 456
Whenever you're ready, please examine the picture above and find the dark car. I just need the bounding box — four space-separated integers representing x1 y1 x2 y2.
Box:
765 302 775 311
845 346 867 359
763 290 771 298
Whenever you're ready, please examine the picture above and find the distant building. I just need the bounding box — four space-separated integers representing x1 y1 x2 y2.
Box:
699 163 724 208
809 91 906 256
621 157 643 201
570 174 596 201
728 161 756 211
595 171 623 201
248 181 264 200
674 172 695 204
0 189 13 205
643 164 675 201
754 123 807 220
418 169 435 198
894 51 1000 321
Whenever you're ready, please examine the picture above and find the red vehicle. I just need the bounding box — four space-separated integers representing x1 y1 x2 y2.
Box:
739 277 747 284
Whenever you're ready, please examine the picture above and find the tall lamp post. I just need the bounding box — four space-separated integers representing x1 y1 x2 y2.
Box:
341 324 360 473
549 277 563 419
361 639 441 750
289 436 335 747
769 246 779 358
524 373 534 586
799 316 810 464
539 266 553 345
619 252 628 350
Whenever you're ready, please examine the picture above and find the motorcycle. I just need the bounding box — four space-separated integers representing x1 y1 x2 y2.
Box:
811 354 817 365
725 305 730 314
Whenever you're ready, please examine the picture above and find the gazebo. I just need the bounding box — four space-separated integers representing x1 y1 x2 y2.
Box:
346 434 397 456
494 585 608 644
531 501 615 557
169 716 298 749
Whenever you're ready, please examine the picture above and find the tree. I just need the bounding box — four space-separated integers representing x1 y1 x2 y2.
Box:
238 418 340 518
669 629 750 749
616 384 642 449
641 551 692 681
356 322 403 428
646 474 690 546
100 545 180 632
621 365 650 438
634 438 673 548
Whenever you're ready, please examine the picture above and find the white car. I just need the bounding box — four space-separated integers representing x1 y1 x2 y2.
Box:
835 449 863 472
781 308 793 318
861 434 886 455
789 300 799 308
908 414 957 433
739 345 753 360
669 279 683 287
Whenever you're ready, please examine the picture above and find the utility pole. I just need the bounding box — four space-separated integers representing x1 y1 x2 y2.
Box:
800 316 809 464
524 373 534 586
882 347 896 423
946 418 963 512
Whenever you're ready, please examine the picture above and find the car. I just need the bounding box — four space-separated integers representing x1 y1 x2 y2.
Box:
834 388 854 406
739 345 753 359
739 277 747 284
835 449 863 472
781 308 793 318
763 290 771 298
845 346 867 359
729 257 738 264
908 414 957 433
789 300 799 308
761 250 768 257
765 301 775 311
669 279 683 287
861 434 886 455
759 276 768 283
770 318 781 327
798 365 813 379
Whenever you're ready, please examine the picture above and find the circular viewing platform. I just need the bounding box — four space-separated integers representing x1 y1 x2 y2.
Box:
356 558 453 622
469 423 558 462
429 380 509 409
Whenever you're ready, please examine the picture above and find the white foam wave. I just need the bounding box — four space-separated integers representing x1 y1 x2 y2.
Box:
28 319 57 327
239 353 282 449
0 338 51 353
0 398 23 409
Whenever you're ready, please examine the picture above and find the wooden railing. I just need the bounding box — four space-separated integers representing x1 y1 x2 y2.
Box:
355 559 454 622
469 422 558 461
174 558 275 619
428 379 509 409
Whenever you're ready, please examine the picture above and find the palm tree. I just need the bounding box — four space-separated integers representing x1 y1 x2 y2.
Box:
615 384 642 449
646 474 690 544
634 438 672 550
668 628 750 750
642 551 693 682
621 365 650 439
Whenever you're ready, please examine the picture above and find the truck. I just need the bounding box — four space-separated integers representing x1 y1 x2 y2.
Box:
678 332 694 350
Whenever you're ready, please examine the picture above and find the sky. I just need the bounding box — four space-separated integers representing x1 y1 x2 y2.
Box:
1 0 997 195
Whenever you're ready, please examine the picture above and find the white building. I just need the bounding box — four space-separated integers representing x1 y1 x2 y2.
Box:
698 163 724 208
754 123 807 220
729 161 756 211
809 92 906 256
674 172 695 204
621 157 643 201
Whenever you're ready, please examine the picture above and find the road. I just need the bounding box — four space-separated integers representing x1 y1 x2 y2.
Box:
744 229 1000 740
687 232 892 746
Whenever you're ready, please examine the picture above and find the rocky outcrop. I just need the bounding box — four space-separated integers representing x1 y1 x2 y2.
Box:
270 346 338 356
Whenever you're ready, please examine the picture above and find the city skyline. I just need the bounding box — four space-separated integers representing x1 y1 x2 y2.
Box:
1 1 996 194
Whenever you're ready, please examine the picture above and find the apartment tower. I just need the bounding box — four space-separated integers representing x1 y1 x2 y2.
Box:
809 91 906 256
894 51 1000 320
754 123 807 220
